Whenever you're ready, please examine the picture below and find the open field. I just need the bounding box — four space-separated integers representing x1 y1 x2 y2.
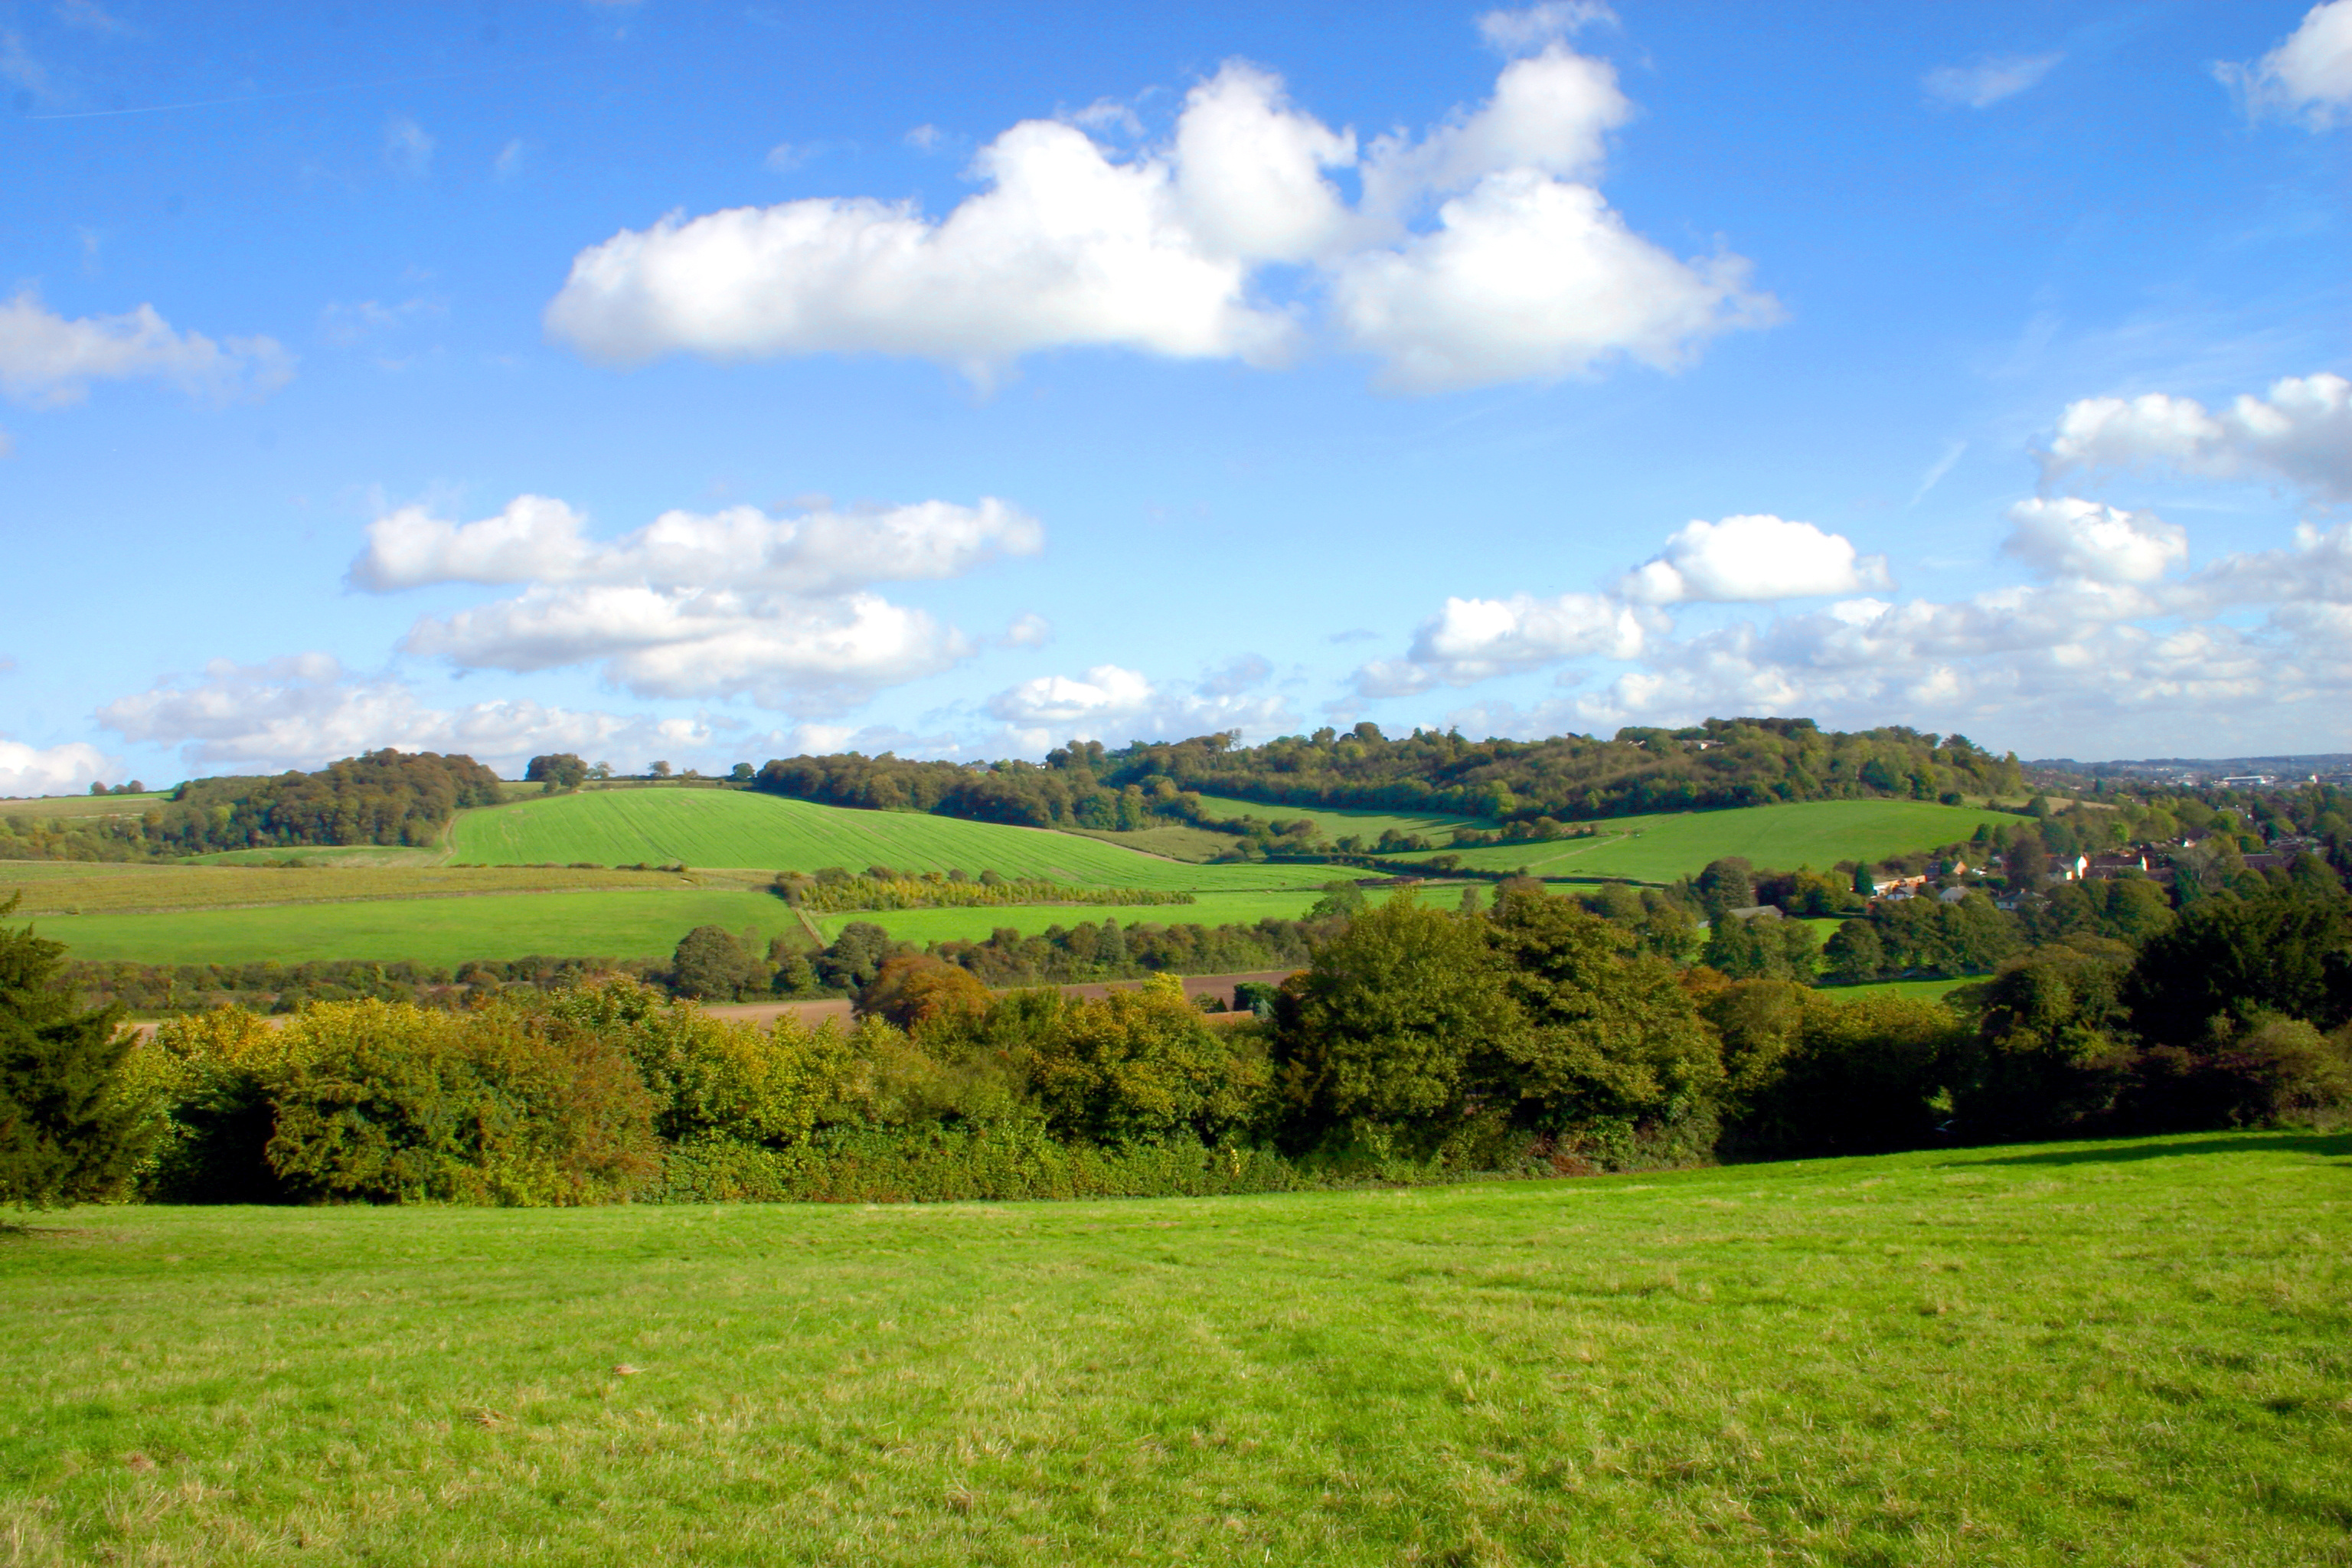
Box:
1394 799 2010 883
25 889 805 967
4 1131 2345 1565
447 789 1339 892
813 888 1330 946
1186 792 1494 841
0 862 695 916
1828 975 1976 1004
189 844 449 867
0 792 169 821
1052 822 1247 863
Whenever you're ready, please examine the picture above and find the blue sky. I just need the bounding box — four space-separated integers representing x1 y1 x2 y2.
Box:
2 0 2347 792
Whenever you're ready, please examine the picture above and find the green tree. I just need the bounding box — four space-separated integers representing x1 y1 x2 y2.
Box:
671 925 757 1001
524 753 588 791
1822 919 1885 984
2125 888 2352 1049
0 898 153 1207
1270 892 1517 1155
1955 938 2138 1142
1485 888 1721 1145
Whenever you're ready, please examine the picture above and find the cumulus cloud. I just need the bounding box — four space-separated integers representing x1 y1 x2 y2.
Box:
985 663 1293 752
1354 592 1655 697
2040 372 2352 501
545 40 1772 393
2218 0 2352 128
1619 514 1890 605
0 735 115 795
354 492 1041 715
1476 2 1615 54
2001 497 2187 586
350 494 1040 594
0 288 292 407
96 655 715 774
1922 54 2063 109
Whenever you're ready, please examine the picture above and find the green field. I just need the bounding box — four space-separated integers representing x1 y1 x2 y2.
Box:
1187 792 1493 841
0 792 169 821
1396 799 2009 883
815 888 1329 946
28 889 803 968
1828 975 1976 1004
5 1131 2345 1564
0 862 694 916
448 789 1338 893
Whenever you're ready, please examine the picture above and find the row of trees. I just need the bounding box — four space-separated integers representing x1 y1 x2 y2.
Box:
15 867 2345 1207
2 750 503 862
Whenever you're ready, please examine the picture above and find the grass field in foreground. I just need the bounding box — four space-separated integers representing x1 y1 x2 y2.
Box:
814 887 1329 946
1394 798 2010 883
5 1132 2345 1566
447 789 1338 893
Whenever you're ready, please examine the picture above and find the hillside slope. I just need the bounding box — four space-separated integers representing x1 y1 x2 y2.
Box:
446 788 1341 891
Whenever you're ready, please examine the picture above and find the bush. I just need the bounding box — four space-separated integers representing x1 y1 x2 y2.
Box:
1 899 151 1207
263 1000 658 1205
1710 985 1967 1160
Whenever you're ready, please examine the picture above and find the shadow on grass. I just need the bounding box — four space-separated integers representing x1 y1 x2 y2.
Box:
1947 1131 2352 1168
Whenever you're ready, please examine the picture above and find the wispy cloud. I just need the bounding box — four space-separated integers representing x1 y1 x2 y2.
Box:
384 114 435 178
1923 53 2062 109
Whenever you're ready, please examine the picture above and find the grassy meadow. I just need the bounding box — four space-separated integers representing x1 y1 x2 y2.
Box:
4 1130 2345 1566
1393 799 2009 883
447 789 1338 892
0 862 695 917
812 887 1330 947
0 792 170 822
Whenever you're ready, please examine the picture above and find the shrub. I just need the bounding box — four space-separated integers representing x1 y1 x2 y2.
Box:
1 898 152 1207
1024 974 1268 1146
263 1000 658 1205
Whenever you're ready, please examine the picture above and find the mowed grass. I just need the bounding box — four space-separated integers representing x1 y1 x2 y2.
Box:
1828 975 1977 1004
5 1132 2346 1566
1187 792 1494 841
0 792 170 821
1395 799 2011 883
447 789 1338 893
29 889 806 968
0 864 694 916
813 888 1329 946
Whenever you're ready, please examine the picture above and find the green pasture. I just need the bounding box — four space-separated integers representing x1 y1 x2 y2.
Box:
27 889 803 968
1 864 693 917
815 888 1329 947
0 792 168 821
1396 799 2010 883
447 789 1338 893
1187 792 1492 841
5 1131 2346 1566
1821 975 1976 1004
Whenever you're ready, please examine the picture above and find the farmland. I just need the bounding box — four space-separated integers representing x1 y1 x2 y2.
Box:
0 861 694 916
5 1130 2345 1565
812 887 1331 947
447 788 1338 891
1392 798 2009 882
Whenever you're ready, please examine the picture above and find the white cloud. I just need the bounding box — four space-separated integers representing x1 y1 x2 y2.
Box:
385 115 435 178
1619 514 1891 605
56 1 137 38
545 43 1771 393
0 288 292 408
1476 3 1615 54
985 663 1293 752
1355 591 1655 696
2218 0 2352 129
2190 518 2352 609
492 138 528 180
1002 612 1053 648
403 587 970 714
354 492 1040 714
904 123 944 152
2040 372 2352 500
96 655 714 775
0 736 114 796
351 494 1040 594
1922 54 2063 109
2001 497 2187 586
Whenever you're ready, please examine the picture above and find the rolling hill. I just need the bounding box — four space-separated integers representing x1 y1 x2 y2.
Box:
445 787 1341 892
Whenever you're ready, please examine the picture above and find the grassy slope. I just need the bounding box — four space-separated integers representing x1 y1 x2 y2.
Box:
0 792 170 820
1394 799 2011 882
813 888 1328 946
1185 792 1494 841
448 789 1337 893
4 1131 2345 1566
